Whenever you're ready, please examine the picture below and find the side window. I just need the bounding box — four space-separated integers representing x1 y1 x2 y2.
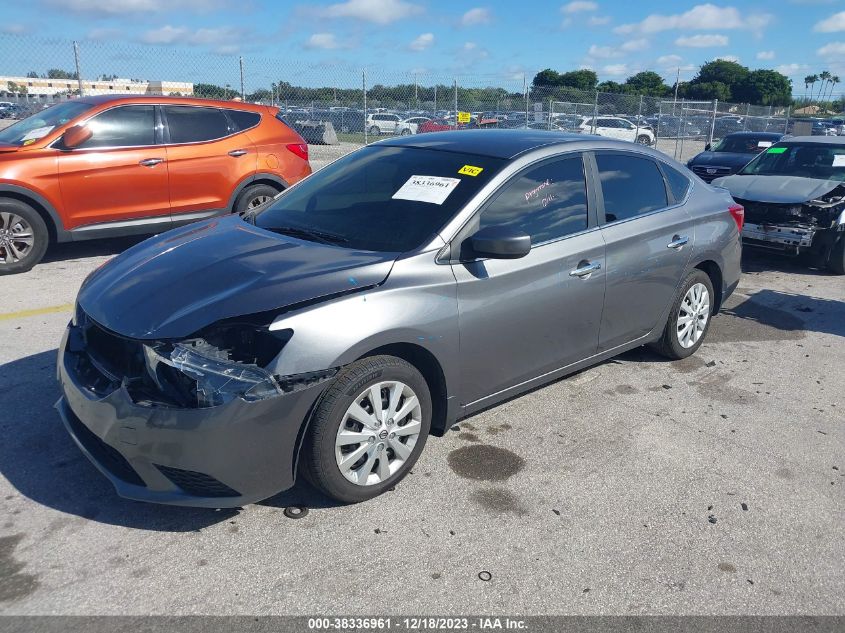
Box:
596 153 668 223
228 109 261 132
662 163 691 202
164 106 230 144
479 156 589 244
598 119 615 128
78 105 155 148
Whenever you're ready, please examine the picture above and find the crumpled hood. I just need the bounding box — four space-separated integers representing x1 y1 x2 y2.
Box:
711 174 843 204
78 215 397 340
689 152 755 170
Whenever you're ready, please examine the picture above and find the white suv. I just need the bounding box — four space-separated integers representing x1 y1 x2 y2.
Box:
366 113 402 135
394 117 431 135
580 116 655 145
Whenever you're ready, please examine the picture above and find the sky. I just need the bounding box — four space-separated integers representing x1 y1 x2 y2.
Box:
3 0 845 94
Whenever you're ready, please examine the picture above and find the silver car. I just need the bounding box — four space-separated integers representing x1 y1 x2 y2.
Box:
57 130 742 507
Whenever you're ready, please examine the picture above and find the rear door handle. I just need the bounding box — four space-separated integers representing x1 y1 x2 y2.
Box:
569 261 602 278
139 158 164 167
667 235 689 250
228 149 248 157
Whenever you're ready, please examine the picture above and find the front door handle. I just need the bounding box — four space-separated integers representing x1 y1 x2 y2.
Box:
667 235 689 250
569 261 602 278
139 158 164 167
228 149 248 157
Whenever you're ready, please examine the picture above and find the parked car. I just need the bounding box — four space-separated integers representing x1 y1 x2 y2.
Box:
394 116 430 135
712 136 845 273
366 112 402 135
653 116 703 139
580 116 655 145
686 131 786 182
418 118 455 133
712 116 745 138
57 129 742 506
0 95 311 275
811 121 837 136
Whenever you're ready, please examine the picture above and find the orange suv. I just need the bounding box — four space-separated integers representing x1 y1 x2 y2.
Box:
0 95 311 274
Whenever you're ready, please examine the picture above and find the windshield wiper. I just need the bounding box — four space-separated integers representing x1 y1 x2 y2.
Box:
263 225 350 246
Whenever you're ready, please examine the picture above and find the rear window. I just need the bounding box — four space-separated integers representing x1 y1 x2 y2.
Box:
164 106 230 143
255 145 506 252
228 109 261 131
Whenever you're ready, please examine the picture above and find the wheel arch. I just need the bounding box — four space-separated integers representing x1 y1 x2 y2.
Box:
0 184 70 243
693 259 724 313
227 173 289 212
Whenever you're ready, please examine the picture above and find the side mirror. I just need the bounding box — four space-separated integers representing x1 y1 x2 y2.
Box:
62 124 92 149
704 143 712 151
467 225 531 260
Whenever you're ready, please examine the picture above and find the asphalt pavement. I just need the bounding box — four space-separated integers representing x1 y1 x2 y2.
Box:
0 238 842 615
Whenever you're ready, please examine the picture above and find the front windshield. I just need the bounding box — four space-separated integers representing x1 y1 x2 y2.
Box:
712 136 775 154
739 142 845 181
255 145 506 252
0 101 93 146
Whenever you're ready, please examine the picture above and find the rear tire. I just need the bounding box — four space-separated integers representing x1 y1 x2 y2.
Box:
368 126 381 136
636 135 652 145
301 355 432 503
826 234 845 275
0 198 49 276
651 269 715 360
234 183 280 214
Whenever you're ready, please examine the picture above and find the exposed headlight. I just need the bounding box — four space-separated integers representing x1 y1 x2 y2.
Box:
143 342 282 408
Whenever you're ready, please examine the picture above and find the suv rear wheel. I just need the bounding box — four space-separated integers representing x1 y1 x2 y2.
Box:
0 198 49 276
234 183 280 214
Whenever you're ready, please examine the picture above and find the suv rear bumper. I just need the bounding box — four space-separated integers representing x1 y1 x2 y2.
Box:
56 325 324 507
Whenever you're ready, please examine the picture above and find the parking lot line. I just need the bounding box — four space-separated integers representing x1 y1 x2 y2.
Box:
0 303 74 321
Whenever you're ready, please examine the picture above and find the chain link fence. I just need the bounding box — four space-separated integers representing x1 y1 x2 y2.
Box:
0 34 793 168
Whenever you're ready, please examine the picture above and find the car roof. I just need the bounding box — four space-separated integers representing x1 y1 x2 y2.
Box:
376 129 601 159
74 94 268 112
780 135 845 144
724 131 784 139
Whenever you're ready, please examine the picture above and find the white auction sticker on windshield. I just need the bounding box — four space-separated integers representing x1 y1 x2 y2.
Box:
392 175 461 205
20 126 54 142
757 141 773 148
833 154 845 167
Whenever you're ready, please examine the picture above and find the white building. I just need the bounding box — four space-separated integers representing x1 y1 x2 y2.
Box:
0 75 193 97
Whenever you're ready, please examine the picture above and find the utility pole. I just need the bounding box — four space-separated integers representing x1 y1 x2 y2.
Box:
239 56 245 100
73 41 84 97
454 78 458 129
362 69 368 144
414 73 418 109
673 66 680 115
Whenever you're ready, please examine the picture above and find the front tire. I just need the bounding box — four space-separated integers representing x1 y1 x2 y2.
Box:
636 135 652 145
368 126 381 136
826 234 845 274
651 269 715 360
0 198 49 276
301 355 432 503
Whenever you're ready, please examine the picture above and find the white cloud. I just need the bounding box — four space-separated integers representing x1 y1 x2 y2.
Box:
588 15 611 26
602 63 628 76
562 1 598 13
461 7 491 26
320 0 423 25
616 4 772 35
621 38 649 51
140 25 243 50
657 54 683 66
675 33 729 47
588 44 617 58
561 17 573 28
461 41 489 59
815 11 845 32
305 33 342 49
714 55 740 63
818 41 845 56
409 32 434 51
776 63 809 76
756 50 775 60
1 24 27 34
45 0 221 12
587 38 647 59
87 27 121 40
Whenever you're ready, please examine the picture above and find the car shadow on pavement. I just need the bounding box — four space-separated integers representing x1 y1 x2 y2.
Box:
43 236 146 264
741 249 833 277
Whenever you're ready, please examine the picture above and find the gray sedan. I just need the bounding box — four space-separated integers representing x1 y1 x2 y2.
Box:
57 130 742 506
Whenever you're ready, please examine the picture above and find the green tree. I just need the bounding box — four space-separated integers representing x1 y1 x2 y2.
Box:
694 60 750 90
557 69 598 91
735 69 792 106
818 70 832 103
532 69 563 87
25 70 38 78
46 68 78 80
685 80 732 101
194 82 228 99
623 71 670 97
596 80 624 93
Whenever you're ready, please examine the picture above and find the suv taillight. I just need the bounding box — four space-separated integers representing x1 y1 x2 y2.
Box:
286 143 308 161
729 203 745 233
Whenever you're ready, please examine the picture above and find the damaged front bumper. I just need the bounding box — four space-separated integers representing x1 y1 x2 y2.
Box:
56 324 327 507
742 222 818 252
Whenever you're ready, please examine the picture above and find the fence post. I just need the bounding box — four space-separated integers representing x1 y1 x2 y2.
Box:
434 84 437 115
675 98 685 160
73 41 84 97
548 97 553 130
362 69 368 144
453 78 458 129
239 56 245 101
708 99 718 147
634 94 643 140
523 74 528 126
742 103 750 131
591 91 598 134
784 105 791 134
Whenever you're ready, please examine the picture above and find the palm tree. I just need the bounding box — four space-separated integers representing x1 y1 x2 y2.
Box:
827 76 840 108
804 75 814 101
818 70 832 104
806 74 819 105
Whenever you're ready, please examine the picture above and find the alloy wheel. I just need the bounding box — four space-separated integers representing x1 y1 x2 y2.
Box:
0 212 35 264
335 380 422 486
677 282 710 349
247 195 272 210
